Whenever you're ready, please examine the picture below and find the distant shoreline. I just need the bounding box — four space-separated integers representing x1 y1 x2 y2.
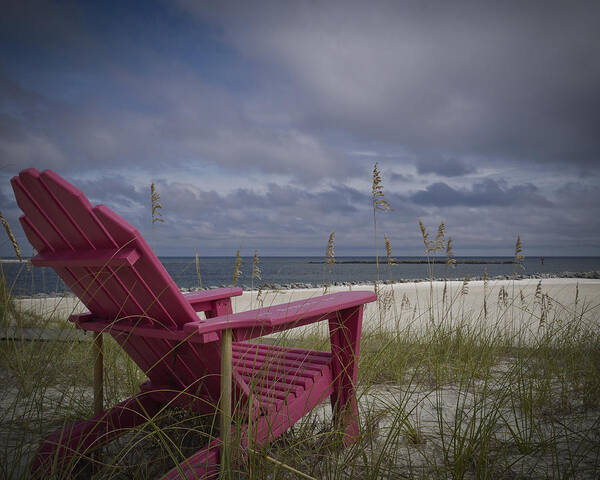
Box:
13 271 600 299
309 260 514 265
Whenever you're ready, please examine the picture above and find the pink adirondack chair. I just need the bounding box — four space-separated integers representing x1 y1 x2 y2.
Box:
11 168 377 479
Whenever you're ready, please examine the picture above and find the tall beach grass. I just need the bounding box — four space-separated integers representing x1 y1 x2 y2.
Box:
1 179 599 478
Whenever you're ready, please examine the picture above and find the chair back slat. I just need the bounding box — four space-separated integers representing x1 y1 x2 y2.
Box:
13 174 72 250
19 171 95 250
11 169 199 330
92 206 190 328
41 170 116 249
18 215 111 314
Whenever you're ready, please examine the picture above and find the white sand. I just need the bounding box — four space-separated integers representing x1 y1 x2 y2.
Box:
13 278 600 344
7 279 600 478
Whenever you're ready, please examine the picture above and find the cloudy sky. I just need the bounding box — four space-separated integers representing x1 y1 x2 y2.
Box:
1 0 599 257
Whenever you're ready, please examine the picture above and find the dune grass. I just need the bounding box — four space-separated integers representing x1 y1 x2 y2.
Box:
1 260 599 479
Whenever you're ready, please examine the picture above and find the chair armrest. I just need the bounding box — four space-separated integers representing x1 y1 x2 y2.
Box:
183 287 243 312
183 291 376 341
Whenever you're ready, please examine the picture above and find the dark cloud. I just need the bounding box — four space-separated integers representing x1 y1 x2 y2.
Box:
416 156 476 177
0 187 11 210
76 176 146 209
1 1 599 255
0 70 346 181
181 0 600 169
411 179 553 207
389 172 414 183
556 182 600 210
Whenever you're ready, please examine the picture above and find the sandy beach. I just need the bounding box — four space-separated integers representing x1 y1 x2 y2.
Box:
6 278 600 478
14 277 600 344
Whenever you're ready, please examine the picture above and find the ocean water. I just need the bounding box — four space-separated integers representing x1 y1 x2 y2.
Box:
2 256 600 296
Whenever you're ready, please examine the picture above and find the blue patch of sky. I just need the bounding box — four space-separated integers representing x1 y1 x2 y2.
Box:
0 0 257 109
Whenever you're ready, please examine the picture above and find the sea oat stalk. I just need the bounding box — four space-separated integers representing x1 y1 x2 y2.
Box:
435 222 446 253
251 250 261 287
461 275 469 295
445 237 456 269
0 210 22 260
251 250 261 307
513 235 524 275
195 253 202 289
323 232 335 293
232 249 242 286
372 163 391 290
384 234 396 281
150 182 163 252
483 268 488 319
418 220 431 254
326 232 335 266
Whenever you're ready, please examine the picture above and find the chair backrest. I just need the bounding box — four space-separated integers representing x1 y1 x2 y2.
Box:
11 169 199 330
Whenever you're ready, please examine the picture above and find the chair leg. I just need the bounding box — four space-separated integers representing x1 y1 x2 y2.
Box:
328 305 364 443
31 390 162 478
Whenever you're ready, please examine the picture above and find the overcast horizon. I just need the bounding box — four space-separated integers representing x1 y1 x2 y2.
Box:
1 1 599 258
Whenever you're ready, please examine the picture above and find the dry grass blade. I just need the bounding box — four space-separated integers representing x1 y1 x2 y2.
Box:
0 210 22 260
251 249 261 306
483 268 488 318
195 253 202 289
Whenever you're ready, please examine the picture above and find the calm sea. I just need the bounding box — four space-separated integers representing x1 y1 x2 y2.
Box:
2 256 600 296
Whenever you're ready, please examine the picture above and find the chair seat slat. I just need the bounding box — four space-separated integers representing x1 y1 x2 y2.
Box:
240 373 304 396
234 343 331 366
233 351 327 373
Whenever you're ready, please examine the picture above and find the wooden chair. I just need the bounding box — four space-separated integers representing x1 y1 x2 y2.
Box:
11 168 377 479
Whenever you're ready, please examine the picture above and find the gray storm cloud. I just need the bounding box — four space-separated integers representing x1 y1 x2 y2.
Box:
181 0 600 170
1 1 599 255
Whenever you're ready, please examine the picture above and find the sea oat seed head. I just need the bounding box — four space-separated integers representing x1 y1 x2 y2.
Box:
0 210 22 260
232 249 242 285
461 275 469 295
418 219 431 252
325 232 336 265
252 250 262 280
372 163 391 212
384 234 396 265
445 236 456 268
513 234 525 273
435 222 446 252
151 182 164 224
